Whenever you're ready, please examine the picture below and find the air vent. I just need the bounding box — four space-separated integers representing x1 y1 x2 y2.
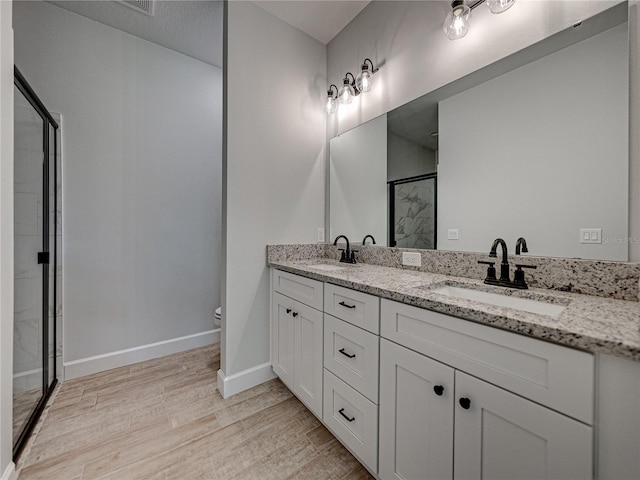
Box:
120 0 155 16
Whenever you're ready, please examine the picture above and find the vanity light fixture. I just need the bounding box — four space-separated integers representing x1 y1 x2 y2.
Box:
443 0 471 40
443 0 515 41
355 58 379 93
326 59 380 114
326 84 339 114
339 72 357 105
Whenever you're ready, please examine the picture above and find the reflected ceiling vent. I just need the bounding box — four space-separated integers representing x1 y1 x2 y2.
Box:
119 0 155 16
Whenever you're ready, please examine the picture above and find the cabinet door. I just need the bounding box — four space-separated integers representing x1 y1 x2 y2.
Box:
294 300 324 418
271 292 295 389
454 371 592 480
379 339 455 480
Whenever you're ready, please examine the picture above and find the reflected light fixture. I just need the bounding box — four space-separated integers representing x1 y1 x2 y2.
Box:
443 0 515 40
355 58 379 93
339 72 357 105
326 84 339 114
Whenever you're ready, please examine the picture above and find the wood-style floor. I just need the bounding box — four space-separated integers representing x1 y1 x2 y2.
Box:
17 344 373 480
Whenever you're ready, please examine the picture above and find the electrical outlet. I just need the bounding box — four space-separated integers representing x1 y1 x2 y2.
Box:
579 228 602 244
317 227 325 243
402 252 422 267
448 229 459 240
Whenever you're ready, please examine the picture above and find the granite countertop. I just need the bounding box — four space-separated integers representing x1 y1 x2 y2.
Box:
268 257 640 362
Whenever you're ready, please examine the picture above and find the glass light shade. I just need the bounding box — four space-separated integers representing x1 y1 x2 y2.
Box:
326 95 338 114
356 69 372 93
339 83 355 105
443 3 471 40
486 0 515 14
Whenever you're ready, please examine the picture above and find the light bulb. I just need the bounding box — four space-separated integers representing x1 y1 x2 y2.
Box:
443 1 471 40
339 80 355 105
356 67 372 93
486 0 515 14
326 95 338 114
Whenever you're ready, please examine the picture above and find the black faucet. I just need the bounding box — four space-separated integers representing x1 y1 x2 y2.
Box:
362 234 376 246
333 235 357 264
478 237 537 289
489 238 510 283
515 237 528 255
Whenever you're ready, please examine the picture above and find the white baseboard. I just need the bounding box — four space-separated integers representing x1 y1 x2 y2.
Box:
217 362 276 398
1 462 16 480
64 329 220 380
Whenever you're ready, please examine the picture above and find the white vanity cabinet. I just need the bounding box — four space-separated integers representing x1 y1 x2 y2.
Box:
271 270 324 418
379 299 594 480
270 269 602 480
322 283 380 473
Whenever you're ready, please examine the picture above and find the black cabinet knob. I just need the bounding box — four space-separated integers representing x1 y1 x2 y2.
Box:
433 385 444 396
459 397 471 410
286 308 292 314
292 312 298 318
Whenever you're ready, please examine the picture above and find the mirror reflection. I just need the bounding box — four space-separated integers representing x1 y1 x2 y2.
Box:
329 3 629 261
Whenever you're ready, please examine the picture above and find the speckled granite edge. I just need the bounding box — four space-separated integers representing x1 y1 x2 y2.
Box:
266 244 327 263
267 258 640 362
317 245 640 302
266 244 640 301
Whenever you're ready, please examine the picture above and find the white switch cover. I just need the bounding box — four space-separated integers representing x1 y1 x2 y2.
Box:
402 252 422 267
579 228 602 244
317 227 325 243
448 229 459 240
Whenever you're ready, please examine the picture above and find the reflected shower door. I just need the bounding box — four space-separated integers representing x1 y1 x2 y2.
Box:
389 174 437 249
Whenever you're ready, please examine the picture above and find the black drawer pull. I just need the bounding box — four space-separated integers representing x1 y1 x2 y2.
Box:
338 408 355 422
338 301 356 309
286 308 292 314
292 312 298 318
339 348 356 359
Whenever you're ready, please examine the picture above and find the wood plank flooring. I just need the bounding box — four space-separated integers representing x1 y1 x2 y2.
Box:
16 344 374 480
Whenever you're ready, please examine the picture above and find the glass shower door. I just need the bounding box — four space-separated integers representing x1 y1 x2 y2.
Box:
13 68 58 459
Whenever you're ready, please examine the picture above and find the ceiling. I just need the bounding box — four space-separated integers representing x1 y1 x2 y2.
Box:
47 0 370 69
48 0 224 67
254 1 370 45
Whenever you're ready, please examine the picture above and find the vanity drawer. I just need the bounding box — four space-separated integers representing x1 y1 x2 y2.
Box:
324 314 380 403
323 369 378 474
381 299 594 425
324 283 380 334
272 269 323 310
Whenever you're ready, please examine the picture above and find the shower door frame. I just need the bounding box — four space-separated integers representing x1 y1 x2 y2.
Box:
13 66 59 460
388 173 438 249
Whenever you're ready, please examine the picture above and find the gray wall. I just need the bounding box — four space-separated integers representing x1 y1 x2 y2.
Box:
330 114 387 245
223 1 326 377
438 23 628 260
13 2 222 363
387 133 436 183
0 1 13 476
326 0 640 260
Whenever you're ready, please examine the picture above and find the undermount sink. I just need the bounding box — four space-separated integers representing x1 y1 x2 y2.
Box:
309 264 348 271
431 285 567 318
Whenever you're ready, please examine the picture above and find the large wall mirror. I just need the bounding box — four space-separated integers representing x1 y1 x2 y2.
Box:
329 2 629 261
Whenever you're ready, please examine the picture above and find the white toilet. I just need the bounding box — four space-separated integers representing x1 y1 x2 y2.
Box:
214 307 221 328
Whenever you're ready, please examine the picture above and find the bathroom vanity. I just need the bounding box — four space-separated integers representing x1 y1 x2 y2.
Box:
268 251 640 480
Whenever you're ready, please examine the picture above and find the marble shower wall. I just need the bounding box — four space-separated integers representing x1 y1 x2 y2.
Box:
13 104 63 395
393 177 435 249
267 244 640 302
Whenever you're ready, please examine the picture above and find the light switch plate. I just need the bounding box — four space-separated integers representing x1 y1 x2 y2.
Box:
317 227 325 243
579 228 602 244
448 229 459 240
402 252 421 267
